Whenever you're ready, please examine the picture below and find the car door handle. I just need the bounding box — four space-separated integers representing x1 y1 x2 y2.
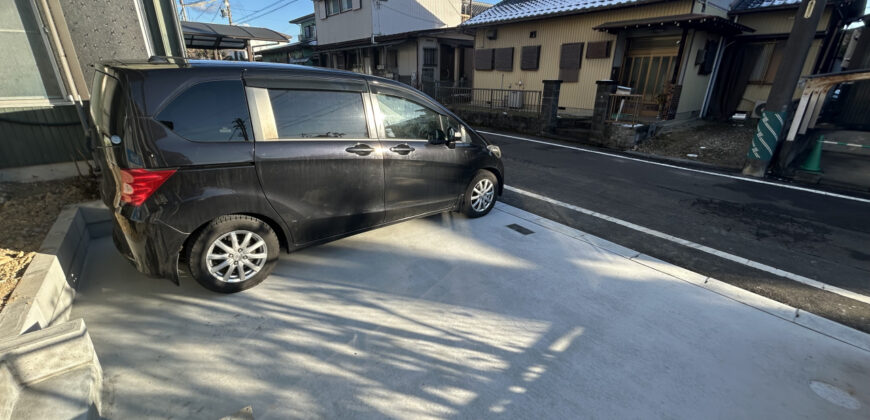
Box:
345 144 374 156
389 144 415 155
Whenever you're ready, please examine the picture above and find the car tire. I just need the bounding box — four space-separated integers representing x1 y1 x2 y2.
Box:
461 170 498 218
187 215 279 293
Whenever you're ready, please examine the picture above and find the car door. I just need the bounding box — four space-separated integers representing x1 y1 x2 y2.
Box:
370 83 471 222
245 73 384 245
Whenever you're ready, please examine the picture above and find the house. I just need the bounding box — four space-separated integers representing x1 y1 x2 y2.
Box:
0 0 185 171
259 13 319 65
462 0 755 119
462 0 864 120
706 0 867 120
312 0 490 87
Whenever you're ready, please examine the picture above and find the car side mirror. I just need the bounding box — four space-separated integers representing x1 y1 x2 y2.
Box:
429 128 447 145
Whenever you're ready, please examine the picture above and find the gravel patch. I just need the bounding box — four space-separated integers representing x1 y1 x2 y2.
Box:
0 177 99 310
635 120 755 169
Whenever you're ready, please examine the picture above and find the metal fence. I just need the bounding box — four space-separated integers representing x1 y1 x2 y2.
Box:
432 86 543 114
605 93 644 126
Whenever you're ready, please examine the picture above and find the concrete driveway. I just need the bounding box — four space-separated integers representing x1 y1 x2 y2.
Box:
72 204 870 419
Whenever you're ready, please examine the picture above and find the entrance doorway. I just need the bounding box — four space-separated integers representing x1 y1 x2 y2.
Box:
619 36 680 118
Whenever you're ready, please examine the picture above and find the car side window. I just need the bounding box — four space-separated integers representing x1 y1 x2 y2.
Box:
267 89 368 139
156 80 252 142
375 93 443 140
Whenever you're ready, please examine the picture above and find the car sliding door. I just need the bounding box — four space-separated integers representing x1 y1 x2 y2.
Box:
245 73 384 245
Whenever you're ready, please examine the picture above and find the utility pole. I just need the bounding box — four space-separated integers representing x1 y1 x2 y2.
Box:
742 0 827 177
179 0 189 21
223 0 233 25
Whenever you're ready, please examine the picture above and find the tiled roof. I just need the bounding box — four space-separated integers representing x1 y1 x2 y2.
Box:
731 0 801 11
462 0 644 26
470 1 494 16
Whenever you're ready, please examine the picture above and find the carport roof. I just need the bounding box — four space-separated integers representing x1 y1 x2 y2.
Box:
594 13 755 35
182 21 291 49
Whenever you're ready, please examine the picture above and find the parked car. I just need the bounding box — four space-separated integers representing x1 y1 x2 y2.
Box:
89 58 504 293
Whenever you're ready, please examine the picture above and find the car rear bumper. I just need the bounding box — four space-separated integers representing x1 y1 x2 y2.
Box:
111 210 187 282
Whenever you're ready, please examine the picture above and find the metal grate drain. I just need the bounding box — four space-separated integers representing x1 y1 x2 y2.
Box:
506 224 535 235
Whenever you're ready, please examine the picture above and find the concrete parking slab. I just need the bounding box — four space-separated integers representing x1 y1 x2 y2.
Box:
71 205 870 419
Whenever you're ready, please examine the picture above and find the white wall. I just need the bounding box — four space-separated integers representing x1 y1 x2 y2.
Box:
315 0 463 46
372 0 462 37
314 0 373 45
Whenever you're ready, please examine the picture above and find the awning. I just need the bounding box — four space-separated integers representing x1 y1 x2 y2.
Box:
594 14 755 36
182 21 290 49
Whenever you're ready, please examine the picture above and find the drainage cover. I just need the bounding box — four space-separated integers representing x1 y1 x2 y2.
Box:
809 381 861 410
507 224 535 235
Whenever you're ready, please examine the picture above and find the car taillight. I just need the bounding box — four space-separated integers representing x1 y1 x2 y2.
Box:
120 169 176 206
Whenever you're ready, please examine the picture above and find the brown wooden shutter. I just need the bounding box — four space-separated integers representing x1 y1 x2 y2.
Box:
559 43 583 83
520 45 541 70
586 41 612 59
474 49 494 71
494 47 514 71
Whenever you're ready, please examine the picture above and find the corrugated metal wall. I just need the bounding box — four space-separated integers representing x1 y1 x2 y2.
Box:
472 0 694 111
0 105 88 169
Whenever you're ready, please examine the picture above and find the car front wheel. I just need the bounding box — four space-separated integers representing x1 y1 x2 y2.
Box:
188 215 279 293
461 170 498 218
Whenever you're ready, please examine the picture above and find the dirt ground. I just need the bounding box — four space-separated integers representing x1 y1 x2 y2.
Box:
0 177 99 309
635 120 755 169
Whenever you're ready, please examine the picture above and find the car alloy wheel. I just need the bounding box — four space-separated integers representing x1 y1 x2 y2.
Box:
470 178 495 212
205 230 268 283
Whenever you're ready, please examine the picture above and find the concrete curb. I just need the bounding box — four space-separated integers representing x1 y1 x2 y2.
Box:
0 201 110 336
0 200 111 419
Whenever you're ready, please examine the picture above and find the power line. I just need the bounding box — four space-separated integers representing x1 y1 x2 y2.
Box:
236 0 300 25
234 0 290 22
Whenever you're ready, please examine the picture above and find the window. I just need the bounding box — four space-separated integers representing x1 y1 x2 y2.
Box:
423 48 437 67
268 89 367 139
156 81 251 142
0 0 63 101
303 25 315 40
529 31 537 38
375 94 442 140
521 46 541 70
494 47 514 72
559 43 583 83
474 49 494 71
341 0 353 11
748 42 785 84
327 0 340 15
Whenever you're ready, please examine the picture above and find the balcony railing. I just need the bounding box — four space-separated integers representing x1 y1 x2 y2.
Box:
432 86 543 114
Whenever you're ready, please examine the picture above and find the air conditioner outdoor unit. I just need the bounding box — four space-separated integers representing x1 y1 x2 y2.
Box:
507 91 524 109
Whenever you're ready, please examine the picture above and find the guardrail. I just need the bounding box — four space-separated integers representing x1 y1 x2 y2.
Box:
433 86 543 114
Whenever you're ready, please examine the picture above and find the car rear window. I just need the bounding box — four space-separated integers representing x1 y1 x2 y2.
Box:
267 89 368 139
156 80 252 142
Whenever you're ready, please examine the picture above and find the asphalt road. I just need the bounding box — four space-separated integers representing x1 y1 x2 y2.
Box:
481 131 870 332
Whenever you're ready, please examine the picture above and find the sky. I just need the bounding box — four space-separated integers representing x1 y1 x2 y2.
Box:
179 0 501 38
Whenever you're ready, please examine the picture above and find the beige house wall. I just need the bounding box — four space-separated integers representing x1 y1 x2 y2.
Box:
676 29 719 116
397 41 418 77
471 0 694 112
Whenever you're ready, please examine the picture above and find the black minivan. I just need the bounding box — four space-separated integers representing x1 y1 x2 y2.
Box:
90 58 504 293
